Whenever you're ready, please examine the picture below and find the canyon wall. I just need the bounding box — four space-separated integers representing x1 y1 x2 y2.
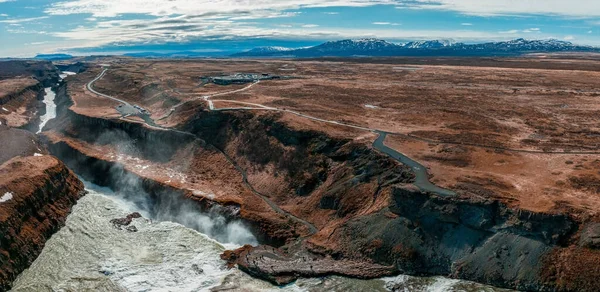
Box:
44 79 600 291
0 148 85 291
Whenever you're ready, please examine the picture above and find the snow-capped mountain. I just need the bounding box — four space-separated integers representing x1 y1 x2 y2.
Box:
402 39 456 49
232 38 598 57
313 39 398 52
243 46 294 54
475 38 583 51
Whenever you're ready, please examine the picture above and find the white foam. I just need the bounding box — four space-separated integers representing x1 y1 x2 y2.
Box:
0 192 13 203
37 88 57 134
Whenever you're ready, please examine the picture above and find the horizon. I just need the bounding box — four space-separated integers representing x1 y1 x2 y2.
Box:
18 37 593 59
2 0 600 57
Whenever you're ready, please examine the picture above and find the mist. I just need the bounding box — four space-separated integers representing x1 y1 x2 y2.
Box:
79 127 258 247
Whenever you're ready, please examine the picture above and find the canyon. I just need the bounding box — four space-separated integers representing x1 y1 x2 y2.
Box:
3 56 600 291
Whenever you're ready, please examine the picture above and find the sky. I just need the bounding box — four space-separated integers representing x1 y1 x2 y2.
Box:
1 0 600 57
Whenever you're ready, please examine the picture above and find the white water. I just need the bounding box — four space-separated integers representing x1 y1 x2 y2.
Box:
59 71 77 80
11 183 510 291
37 88 56 134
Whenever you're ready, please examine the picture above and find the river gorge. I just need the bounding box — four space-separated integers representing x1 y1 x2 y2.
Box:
5 68 508 291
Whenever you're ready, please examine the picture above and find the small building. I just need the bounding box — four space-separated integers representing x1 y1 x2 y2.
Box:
207 73 282 85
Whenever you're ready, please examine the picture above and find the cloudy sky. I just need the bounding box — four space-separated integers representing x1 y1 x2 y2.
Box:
1 0 600 57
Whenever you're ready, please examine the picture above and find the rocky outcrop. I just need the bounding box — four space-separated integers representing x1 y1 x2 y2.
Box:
0 155 85 291
0 78 43 106
0 127 47 164
221 245 397 285
0 60 60 87
55 62 88 74
330 186 578 291
0 79 45 131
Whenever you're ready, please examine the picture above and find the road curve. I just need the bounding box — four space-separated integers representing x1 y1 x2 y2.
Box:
87 69 132 106
84 69 318 235
374 131 455 196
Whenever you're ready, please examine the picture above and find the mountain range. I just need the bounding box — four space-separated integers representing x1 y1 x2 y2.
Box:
231 38 598 58
32 38 600 60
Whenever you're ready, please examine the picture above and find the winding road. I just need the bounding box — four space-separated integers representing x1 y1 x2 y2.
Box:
86 69 319 235
86 68 458 198
87 69 132 106
87 67 600 234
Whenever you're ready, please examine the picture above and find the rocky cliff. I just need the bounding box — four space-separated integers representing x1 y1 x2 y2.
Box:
0 154 85 291
179 108 600 291
0 60 60 87
40 76 600 291
0 78 45 131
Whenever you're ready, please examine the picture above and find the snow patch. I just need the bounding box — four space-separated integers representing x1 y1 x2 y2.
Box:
364 104 379 109
0 192 13 203
2 107 8 112
34 153 43 157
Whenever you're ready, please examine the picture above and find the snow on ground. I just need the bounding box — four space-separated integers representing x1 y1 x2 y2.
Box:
365 104 379 109
2 107 8 112
0 192 13 203
34 153 43 157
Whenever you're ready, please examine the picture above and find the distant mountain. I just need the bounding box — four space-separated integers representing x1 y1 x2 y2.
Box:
232 39 399 57
34 54 74 61
402 39 456 49
243 46 294 54
122 51 227 58
231 38 599 58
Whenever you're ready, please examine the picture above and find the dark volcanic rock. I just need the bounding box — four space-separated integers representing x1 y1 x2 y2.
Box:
336 185 578 291
110 212 142 228
221 245 396 285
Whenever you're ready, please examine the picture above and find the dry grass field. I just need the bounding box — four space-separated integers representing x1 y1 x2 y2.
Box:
72 56 600 217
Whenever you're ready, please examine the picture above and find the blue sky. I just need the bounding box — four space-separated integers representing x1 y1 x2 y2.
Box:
1 0 600 57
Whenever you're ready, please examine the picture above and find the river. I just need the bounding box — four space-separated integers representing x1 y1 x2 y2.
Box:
14 72 509 291
36 88 56 134
10 182 510 292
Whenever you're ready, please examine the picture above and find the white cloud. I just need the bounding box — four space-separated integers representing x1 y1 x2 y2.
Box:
461 23 472 26
324 12 339 15
397 0 600 18
0 16 49 24
0 14 8 17
589 30 593 34
302 24 319 28
46 0 398 17
564 35 575 40
499 29 519 34
373 22 400 26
